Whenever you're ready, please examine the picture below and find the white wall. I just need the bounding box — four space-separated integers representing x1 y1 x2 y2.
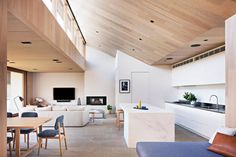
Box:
176 84 225 105
32 73 84 105
84 46 115 106
115 51 177 108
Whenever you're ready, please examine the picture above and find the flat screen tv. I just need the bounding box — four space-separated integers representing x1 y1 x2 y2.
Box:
53 88 75 101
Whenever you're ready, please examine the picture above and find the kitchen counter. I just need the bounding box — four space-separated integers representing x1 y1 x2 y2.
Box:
119 103 175 148
166 101 225 114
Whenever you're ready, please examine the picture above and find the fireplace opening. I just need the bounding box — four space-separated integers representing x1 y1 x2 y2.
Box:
86 96 107 105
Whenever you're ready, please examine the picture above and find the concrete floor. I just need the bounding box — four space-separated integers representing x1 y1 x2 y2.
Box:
9 114 206 157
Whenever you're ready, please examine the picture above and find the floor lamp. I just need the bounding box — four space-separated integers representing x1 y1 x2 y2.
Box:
14 96 24 111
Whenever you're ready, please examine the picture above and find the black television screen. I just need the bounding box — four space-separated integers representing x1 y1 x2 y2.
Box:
53 88 75 100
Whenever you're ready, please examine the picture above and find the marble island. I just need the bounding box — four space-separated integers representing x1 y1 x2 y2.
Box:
119 103 175 148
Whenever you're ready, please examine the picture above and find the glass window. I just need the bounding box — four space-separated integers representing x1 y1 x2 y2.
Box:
7 71 24 112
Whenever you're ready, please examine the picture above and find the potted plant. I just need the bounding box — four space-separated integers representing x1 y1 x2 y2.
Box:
183 92 197 104
107 104 112 114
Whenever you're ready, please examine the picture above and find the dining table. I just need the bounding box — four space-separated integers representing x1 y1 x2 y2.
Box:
7 117 51 157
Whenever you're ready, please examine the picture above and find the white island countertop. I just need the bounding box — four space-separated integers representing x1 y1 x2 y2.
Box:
119 103 175 148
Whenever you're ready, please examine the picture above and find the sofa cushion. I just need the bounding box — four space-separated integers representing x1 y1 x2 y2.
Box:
20 106 37 111
136 142 223 157
208 133 236 157
52 106 67 111
35 106 52 111
209 128 236 144
38 129 58 138
66 106 85 111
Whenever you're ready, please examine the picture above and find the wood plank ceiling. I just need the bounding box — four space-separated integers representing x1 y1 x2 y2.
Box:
69 0 236 65
7 13 84 72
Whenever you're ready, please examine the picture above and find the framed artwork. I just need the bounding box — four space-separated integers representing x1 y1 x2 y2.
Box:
119 79 130 93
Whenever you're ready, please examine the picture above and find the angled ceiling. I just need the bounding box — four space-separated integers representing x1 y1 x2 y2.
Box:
7 13 83 72
69 0 236 65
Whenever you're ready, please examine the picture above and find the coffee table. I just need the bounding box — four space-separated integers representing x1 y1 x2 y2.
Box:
89 109 105 123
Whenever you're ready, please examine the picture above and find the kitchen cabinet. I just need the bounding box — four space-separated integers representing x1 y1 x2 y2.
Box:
172 53 225 86
165 103 225 139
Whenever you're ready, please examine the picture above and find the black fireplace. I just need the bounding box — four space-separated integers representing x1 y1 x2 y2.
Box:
86 96 107 105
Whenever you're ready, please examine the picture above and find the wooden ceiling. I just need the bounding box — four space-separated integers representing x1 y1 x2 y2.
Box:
7 13 83 72
69 0 236 65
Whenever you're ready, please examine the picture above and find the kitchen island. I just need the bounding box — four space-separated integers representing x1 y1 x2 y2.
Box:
119 103 175 148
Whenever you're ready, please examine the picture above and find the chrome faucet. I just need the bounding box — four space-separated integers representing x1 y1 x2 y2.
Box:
209 95 219 109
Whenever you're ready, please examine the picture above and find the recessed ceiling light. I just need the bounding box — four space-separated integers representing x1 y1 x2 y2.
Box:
204 39 208 41
96 31 99 33
166 57 173 60
190 44 201 47
9 61 15 64
139 38 142 41
150 20 155 23
21 41 32 45
52 59 59 62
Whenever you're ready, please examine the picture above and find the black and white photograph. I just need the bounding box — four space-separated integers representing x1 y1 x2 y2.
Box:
119 79 130 93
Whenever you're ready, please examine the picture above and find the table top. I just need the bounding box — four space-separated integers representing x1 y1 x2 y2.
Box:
7 117 51 129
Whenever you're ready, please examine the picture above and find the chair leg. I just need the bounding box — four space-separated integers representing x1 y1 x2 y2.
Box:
27 134 30 149
64 136 68 150
9 143 12 157
13 133 15 149
45 138 48 149
24 134 26 143
59 138 62 156
36 129 38 142
38 138 42 156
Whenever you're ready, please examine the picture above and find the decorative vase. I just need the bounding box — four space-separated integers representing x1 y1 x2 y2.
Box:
190 101 196 105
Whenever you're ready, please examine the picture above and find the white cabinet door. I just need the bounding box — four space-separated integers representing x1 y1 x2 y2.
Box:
165 103 225 138
172 53 225 86
131 72 149 103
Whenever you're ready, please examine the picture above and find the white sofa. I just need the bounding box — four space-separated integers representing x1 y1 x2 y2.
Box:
19 105 89 127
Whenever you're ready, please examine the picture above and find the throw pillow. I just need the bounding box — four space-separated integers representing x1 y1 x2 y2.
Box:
209 127 236 144
208 132 236 157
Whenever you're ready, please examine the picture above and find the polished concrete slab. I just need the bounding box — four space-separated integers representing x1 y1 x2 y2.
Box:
8 114 207 157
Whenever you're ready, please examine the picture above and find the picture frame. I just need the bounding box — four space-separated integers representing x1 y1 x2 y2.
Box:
119 79 130 93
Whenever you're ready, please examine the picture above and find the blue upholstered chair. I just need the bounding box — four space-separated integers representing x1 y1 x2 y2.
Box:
7 112 13 117
38 115 67 156
13 112 38 149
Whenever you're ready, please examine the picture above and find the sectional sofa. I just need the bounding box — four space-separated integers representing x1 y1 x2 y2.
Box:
136 142 222 157
19 105 89 127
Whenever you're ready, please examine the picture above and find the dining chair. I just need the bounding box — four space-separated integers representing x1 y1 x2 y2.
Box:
13 112 38 149
38 115 67 156
7 112 14 138
7 137 13 157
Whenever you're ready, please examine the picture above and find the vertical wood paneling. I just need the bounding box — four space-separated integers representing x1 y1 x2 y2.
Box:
0 0 7 156
26 72 34 104
225 14 236 127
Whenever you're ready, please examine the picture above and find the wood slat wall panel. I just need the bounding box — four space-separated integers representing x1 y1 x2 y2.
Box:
0 0 7 156
226 14 236 127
